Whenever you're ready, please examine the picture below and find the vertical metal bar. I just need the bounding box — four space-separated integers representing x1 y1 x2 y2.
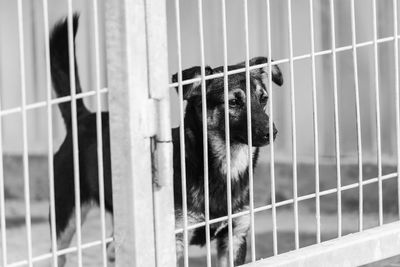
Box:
66 2 83 265
309 0 321 244
105 0 157 265
221 0 234 265
350 0 364 231
287 0 299 249
17 0 33 265
0 59 7 267
196 0 212 266
266 0 278 255
144 0 176 265
372 0 383 226
42 0 58 265
394 0 400 220
91 0 108 265
173 0 189 265
329 0 342 237
243 0 256 262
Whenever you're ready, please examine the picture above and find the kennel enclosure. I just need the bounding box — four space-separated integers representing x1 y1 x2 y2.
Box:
0 0 400 266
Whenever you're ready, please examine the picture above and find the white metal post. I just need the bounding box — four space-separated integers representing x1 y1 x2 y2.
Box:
42 0 58 265
287 0 299 249
266 0 278 255
173 0 190 265
309 0 321 244
350 0 364 232
145 0 177 266
221 0 235 265
372 0 383 226
197 0 212 265
17 0 33 265
243 0 256 262
66 2 84 265
105 0 157 266
91 0 108 265
329 0 342 238
394 0 400 222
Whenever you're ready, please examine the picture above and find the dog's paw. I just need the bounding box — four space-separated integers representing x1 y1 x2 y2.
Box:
107 242 116 263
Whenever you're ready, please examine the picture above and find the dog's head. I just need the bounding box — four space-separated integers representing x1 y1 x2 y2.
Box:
172 57 283 147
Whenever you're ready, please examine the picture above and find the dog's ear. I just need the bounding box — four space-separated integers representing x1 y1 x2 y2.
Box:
237 57 283 86
172 66 213 100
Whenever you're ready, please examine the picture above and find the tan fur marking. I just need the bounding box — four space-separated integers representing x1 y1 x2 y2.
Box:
217 209 250 267
56 204 91 267
175 210 204 261
209 134 256 180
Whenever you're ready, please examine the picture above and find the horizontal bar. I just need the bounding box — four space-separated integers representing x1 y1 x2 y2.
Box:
0 88 108 117
168 35 397 88
175 172 398 234
241 220 400 267
6 238 114 267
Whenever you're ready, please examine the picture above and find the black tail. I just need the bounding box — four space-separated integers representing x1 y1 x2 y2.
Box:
50 14 89 128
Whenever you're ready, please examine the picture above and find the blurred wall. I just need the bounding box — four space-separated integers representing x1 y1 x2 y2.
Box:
0 0 398 164
166 0 399 164
0 0 107 154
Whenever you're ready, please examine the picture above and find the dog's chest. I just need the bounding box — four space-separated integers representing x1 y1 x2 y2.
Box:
224 146 252 179
210 138 253 181
187 145 252 215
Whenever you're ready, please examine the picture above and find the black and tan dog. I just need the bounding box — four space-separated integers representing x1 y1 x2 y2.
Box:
50 16 283 266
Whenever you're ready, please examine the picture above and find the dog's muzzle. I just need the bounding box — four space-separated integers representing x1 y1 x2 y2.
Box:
252 126 278 147
261 127 278 144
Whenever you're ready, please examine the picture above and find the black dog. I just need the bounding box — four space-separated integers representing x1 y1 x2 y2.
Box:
50 16 283 266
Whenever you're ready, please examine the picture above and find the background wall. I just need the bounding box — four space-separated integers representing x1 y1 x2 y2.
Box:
0 0 108 154
0 0 398 165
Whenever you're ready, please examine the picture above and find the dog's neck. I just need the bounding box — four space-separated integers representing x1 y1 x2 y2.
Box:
183 102 256 182
208 133 252 181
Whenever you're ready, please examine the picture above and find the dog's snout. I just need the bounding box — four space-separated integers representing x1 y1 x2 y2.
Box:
262 128 277 143
251 122 278 146
265 127 278 138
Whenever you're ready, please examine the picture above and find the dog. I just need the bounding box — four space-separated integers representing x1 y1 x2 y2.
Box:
50 15 283 266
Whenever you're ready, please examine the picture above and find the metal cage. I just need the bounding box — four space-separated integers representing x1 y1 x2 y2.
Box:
0 0 400 266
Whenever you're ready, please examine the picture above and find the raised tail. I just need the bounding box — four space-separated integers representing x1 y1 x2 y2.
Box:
50 14 89 128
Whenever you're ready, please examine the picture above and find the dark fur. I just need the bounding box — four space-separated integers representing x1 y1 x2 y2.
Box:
171 58 282 265
50 16 113 261
50 15 282 266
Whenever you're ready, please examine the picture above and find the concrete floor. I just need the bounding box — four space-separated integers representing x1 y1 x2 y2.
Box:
2 157 400 266
1 201 400 266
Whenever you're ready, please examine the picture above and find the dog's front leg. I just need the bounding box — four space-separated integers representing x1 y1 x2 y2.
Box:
217 233 247 266
216 214 250 267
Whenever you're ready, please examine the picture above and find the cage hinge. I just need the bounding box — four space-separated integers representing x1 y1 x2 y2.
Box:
146 97 173 187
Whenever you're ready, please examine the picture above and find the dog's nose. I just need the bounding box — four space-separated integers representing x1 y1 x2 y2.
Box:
262 133 271 142
262 129 278 143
